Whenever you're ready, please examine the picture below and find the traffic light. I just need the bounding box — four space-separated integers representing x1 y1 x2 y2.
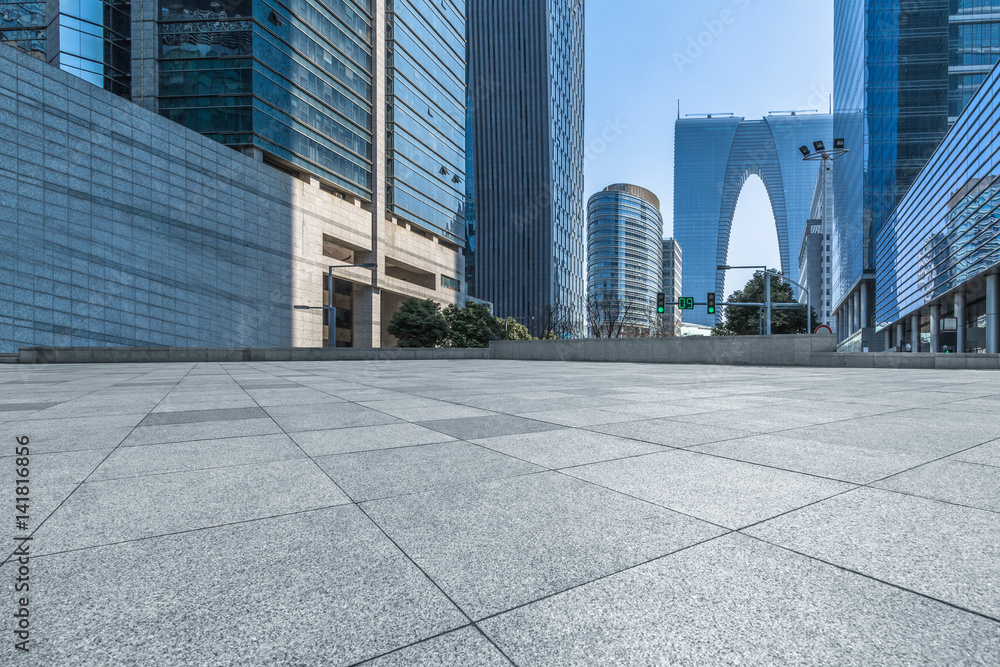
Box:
656 292 665 314
707 292 716 315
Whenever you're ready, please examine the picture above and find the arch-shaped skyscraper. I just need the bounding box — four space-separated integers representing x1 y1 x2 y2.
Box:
673 113 832 326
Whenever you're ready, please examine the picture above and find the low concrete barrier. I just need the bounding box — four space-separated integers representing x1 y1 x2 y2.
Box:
13 336 998 369
17 346 490 364
813 352 1000 370
489 334 838 366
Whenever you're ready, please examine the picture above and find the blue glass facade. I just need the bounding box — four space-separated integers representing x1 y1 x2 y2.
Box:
1 0 131 96
875 59 1000 351
467 0 585 333
832 0 1000 327
673 114 832 327
0 0 46 59
158 0 375 198
587 185 663 334
386 0 466 243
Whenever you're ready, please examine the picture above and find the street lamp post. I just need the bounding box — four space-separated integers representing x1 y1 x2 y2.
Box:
800 139 850 333
293 263 377 348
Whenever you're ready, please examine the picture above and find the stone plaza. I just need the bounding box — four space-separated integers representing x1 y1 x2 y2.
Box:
1 359 999 664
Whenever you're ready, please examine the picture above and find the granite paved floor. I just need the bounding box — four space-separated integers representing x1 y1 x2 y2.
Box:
2 360 999 665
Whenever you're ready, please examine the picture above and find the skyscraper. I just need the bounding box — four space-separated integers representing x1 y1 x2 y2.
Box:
673 113 832 327
662 238 682 337
0 0 131 95
467 0 585 335
832 0 1000 345
2 0 473 350
586 184 664 337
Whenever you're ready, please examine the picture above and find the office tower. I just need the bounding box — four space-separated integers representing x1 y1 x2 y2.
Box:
873 58 1000 354
673 112 832 327
1 1 471 351
798 162 835 331
0 0 131 95
832 0 1000 345
586 184 664 337
467 0 586 336
662 238 682 336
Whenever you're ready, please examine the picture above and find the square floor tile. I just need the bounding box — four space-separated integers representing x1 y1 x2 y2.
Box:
4 414 147 453
480 534 1000 666
566 450 854 528
266 403 401 432
1 507 466 665
363 628 510 666
89 434 305 481
363 472 723 619
33 459 350 553
746 487 1000 618
874 459 1000 512
691 433 933 483
290 422 456 457
416 415 563 441
586 419 753 448
123 418 283 447
316 441 542 501
473 428 664 469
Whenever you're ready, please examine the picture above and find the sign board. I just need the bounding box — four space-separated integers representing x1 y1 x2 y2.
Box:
940 317 958 332
678 297 695 310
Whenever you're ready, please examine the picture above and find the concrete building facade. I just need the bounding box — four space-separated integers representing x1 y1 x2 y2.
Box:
662 238 682 336
0 43 466 352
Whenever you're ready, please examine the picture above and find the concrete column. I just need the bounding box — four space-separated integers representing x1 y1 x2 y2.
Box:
988 273 1000 354
860 281 870 330
910 313 920 353
130 0 160 112
929 304 940 353
884 328 892 351
894 321 904 352
854 290 862 332
848 296 856 334
353 286 382 348
955 292 967 353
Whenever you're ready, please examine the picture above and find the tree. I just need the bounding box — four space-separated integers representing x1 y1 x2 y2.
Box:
586 292 634 338
499 317 533 340
443 303 505 348
713 271 819 336
387 298 450 348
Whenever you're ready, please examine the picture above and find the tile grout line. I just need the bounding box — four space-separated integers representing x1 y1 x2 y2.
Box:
1 362 200 566
737 532 1000 626
218 363 522 667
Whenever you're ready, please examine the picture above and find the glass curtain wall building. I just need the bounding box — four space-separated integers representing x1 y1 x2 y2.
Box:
673 113 831 327
158 0 374 199
467 0 585 334
1 0 131 95
875 59 1000 353
386 0 467 244
586 184 664 336
832 0 1000 346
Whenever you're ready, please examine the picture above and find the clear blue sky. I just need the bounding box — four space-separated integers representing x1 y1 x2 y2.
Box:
584 0 834 295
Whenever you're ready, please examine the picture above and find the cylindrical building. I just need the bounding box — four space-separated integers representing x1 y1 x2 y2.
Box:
587 184 665 337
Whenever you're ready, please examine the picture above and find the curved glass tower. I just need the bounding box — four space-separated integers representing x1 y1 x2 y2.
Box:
587 184 664 336
673 113 832 326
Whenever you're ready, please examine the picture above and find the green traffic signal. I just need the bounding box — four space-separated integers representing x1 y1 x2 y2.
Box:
707 292 717 315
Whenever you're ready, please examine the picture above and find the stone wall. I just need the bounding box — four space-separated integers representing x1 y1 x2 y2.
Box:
0 44 466 352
